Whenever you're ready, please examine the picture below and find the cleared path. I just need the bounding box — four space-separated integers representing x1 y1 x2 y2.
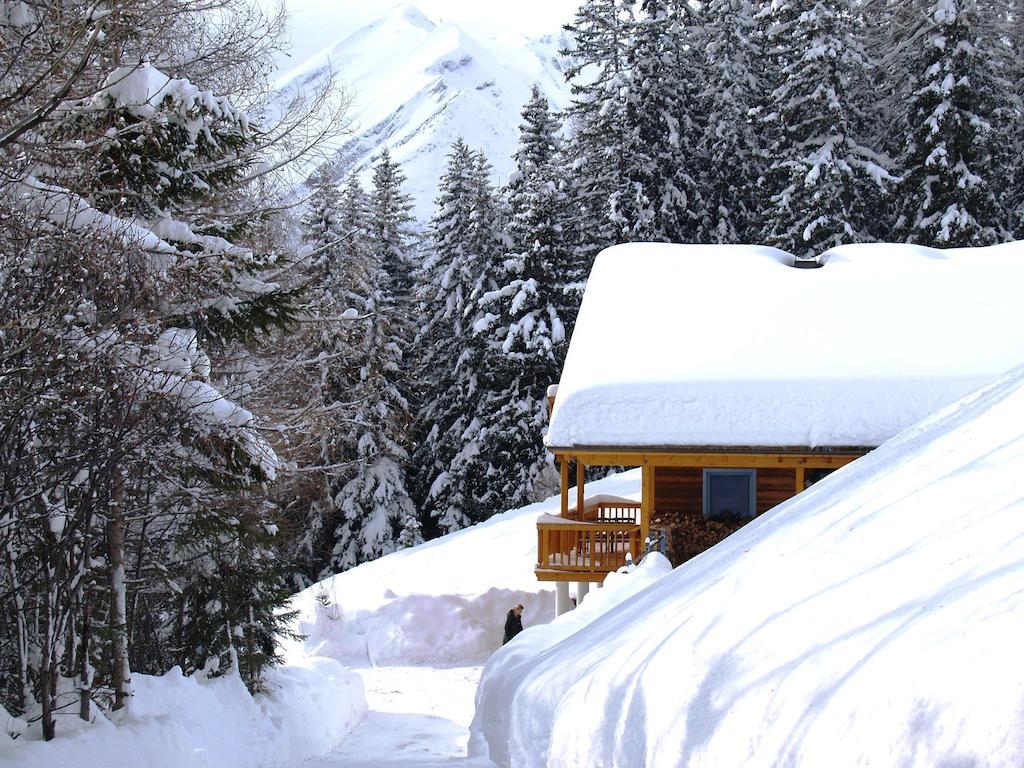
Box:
303 665 496 767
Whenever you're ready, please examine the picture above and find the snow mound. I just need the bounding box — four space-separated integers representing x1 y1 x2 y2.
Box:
476 363 1024 767
1 658 365 768
469 553 673 766
286 471 642 666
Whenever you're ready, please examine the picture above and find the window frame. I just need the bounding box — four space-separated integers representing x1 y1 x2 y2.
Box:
702 468 757 520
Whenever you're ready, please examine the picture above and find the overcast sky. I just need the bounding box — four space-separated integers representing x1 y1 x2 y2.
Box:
264 0 581 72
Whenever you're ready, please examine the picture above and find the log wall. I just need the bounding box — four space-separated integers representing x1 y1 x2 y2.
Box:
756 468 798 514
652 465 798 564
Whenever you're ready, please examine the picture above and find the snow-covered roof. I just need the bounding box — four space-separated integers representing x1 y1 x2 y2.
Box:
547 242 1024 450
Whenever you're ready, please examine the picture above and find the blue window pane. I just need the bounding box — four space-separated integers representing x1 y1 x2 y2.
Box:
708 473 752 519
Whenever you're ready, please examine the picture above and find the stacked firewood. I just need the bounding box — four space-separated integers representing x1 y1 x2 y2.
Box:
658 514 746 564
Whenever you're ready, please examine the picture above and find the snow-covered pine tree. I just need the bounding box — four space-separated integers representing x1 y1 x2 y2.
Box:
697 0 764 244
757 0 892 257
561 0 635 254
47 60 303 703
616 0 704 242
168 499 301 691
286 169 370 577
470 104 576 516
412 139 479 533
892 0 1014 246
301 166 345 262
327 154 417 571
506 88 586 337
507 85 562 200
411 140 508 534
470 149 510 263
396 514 425 549
370 147 419 318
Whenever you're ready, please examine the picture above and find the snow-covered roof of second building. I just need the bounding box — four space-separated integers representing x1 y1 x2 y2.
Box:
546 241 1024 450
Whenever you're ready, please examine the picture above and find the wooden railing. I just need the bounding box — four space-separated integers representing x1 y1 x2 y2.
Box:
582 501 641 524
535 518 642 582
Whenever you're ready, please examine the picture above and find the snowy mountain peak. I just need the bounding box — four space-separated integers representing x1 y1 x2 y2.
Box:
382 3 438 33
276 5 570 221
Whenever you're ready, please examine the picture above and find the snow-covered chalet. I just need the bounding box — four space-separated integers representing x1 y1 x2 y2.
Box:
538 241 1024 613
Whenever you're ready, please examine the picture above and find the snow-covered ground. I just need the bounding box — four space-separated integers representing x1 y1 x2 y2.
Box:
472 364 1024 768
0 657 364 768
304 666 493 768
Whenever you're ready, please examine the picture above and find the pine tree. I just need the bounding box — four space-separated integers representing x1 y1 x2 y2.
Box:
327 153 417 571
396 515 424 549
1 52 306 730
697 0 764 243
616 0 704 242
470 106 578 515
301 166 344 261
507 85 562 198
411 140 503 533
0 0 350 729
293 171 371 573
561 0 635 253
370 147 418 316
892 0 1013 245
757 0 892 257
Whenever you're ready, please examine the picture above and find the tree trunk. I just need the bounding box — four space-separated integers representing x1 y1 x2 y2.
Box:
40 560 55 741
109 471 130 711
4 547 31 712
78 584 92 720
40 658 54 741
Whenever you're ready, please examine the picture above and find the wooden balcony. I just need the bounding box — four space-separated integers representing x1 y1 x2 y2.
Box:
535 499 643 582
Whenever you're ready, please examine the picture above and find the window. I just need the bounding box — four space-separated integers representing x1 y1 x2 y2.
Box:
805 468 835 487
703 469 756 522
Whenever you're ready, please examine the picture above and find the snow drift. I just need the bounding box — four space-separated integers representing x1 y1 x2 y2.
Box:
469 553 674 767
285 471 642 666
474 364 1024 767
0 658 365 768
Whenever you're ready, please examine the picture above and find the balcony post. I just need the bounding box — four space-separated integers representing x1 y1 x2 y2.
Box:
560 456 569 518
576 459 585 521
641 464 653 544
575 581 591 605
555 581 572 617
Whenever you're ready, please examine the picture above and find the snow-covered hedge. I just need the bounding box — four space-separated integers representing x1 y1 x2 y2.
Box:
472 364 1024 767
0 658 365 768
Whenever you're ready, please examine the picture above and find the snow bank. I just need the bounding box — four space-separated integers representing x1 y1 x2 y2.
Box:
477 363 1024 767
549 241 1024 449
469 553 673 766
0 658 364 768
287 471 642 666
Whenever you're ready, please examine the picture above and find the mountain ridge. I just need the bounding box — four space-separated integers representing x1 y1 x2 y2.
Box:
275 2 570 221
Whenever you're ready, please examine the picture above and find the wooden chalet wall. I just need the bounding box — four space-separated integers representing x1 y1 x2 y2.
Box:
653 467 701 515
757 468 796 514
652 466 799 564
653 467 798 515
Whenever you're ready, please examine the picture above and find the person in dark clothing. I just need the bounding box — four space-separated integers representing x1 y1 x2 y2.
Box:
503 604 524 645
